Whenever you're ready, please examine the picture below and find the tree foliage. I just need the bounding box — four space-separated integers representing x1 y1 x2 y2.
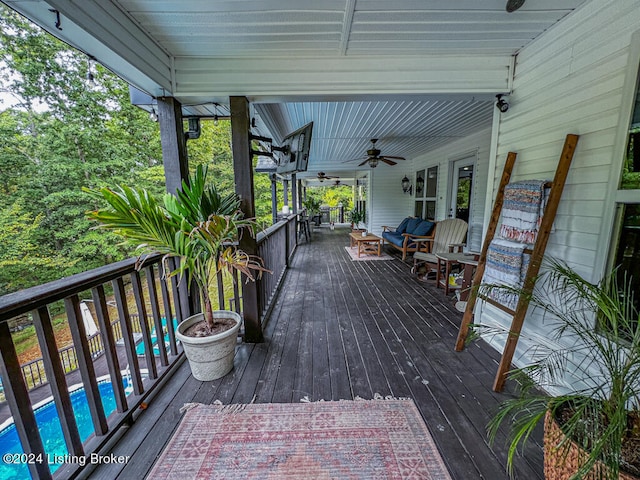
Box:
0 5 293 296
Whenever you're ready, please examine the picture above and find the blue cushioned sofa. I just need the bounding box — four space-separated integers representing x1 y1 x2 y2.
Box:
381 217 436 261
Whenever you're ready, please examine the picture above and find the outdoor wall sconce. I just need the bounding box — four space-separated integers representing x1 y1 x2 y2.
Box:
415 175 424 194
496 94 509 113
401 175 412 194
506 0 525 13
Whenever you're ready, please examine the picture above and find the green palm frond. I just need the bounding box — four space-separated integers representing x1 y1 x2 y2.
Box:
474 258 640 479
84 167 268 333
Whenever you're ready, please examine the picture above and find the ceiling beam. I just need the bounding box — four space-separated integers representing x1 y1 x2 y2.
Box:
173 54 511 100
339 0 356 55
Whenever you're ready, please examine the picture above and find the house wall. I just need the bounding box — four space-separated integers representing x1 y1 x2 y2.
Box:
367 168 414 235
413 127 493 252
368 127 492 250
477 0 640 390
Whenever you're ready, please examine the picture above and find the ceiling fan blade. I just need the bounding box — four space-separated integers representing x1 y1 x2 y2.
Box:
382 155 405 160
342 156 368 163
358 159 370 166
381 158 397 166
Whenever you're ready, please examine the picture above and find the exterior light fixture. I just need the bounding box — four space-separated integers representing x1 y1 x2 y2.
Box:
401 175 412 194
149 108 158 122
496 94 509 113
415 175 425 194
506 0 525 13
213 103 219 125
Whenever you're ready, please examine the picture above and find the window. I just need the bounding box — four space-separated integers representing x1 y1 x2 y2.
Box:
611 63 640 336
414 166 438 220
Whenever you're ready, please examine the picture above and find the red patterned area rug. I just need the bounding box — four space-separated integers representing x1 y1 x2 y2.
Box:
148 398 452 479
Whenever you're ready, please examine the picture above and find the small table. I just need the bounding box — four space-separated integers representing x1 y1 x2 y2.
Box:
435 252 478 296
349 232 382 257
457 257 479 301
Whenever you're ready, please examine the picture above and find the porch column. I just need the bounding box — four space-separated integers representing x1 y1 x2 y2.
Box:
291 173 298 214
230 96 263 343
270 173 278 224
157 97 189 196
283 180 289 209
297 179 304 210
156 97 194 318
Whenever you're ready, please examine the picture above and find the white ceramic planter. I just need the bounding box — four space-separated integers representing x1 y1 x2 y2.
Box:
175 310 241 381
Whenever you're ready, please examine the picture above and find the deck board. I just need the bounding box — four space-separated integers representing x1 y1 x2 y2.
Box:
86 225 544 480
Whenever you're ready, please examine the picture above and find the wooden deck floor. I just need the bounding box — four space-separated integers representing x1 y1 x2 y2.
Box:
86 225 544 480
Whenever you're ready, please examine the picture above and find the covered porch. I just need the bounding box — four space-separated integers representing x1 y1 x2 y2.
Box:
1 0 639 478
86 225 543 480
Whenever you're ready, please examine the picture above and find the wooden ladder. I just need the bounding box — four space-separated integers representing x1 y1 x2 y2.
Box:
455 134 579 392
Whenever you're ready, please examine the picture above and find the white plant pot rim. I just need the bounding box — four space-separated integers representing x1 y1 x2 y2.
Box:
175 310 241 344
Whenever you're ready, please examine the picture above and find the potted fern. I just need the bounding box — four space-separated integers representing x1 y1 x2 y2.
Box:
85 165 267 381
477 259 639 479
349 208 366 233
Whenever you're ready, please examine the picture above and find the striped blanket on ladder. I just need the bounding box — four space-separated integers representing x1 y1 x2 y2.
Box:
500 180 548 243
481 239 530 311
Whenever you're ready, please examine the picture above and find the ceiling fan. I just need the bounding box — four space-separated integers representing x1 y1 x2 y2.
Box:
344 139 405 168
317 171 338 182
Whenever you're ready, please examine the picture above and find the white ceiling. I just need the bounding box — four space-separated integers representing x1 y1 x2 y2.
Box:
5 0 589 177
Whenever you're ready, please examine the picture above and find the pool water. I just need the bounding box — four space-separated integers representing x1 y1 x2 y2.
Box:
0 381 119 480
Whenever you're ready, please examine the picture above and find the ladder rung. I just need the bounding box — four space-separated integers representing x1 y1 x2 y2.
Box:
476 294 516 316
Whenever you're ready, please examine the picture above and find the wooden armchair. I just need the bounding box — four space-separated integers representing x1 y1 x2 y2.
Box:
411 218 468 277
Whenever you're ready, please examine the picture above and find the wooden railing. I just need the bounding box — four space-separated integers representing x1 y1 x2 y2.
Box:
0 254 190 480
0 217 299 479
10 315 148 396
256 214 298 323
320 205 346 224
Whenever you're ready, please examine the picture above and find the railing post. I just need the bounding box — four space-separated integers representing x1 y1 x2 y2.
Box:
65 295 108 436
92 285 127 412
33 306 84 456
0 321 52 480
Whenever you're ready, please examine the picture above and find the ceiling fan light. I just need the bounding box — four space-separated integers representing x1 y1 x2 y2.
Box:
369 158 379 168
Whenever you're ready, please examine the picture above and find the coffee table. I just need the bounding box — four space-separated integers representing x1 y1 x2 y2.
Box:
349 232 382 257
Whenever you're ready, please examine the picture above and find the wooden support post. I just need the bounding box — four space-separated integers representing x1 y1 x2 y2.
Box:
283 179 289 208
291 173 298 214
492 134 579 391
157 96 193 318
270 173 278 224
157 97 189 196
455 152 517 351
230 96 263 343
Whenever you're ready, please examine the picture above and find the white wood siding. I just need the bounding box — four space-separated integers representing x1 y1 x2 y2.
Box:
412 127 492 252
477 0 640 391
368 168 414 235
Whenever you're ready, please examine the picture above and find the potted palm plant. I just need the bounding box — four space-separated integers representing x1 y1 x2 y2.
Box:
85 165 267 381
476 259 639 479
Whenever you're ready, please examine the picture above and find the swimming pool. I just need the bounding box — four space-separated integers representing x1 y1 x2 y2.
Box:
0 380 120 480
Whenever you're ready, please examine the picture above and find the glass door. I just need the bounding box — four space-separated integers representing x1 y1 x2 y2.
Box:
449 159 474 222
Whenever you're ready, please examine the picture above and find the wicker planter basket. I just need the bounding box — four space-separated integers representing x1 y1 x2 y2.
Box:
544 411 639 480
